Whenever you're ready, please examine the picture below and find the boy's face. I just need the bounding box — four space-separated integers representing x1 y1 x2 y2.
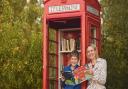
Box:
70 56 78 67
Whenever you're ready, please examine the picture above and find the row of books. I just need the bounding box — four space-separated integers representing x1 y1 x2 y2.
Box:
61 37 80 51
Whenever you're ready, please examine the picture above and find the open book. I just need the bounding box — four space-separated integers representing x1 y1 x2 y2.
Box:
73 66 93 84
61 65 93 85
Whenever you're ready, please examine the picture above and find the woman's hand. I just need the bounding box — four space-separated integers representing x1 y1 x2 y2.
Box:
89 68 94 75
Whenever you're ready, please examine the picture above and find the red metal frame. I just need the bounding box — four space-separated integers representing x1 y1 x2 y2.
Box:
56 30 59 89
43 0 101 89
43 16 48 89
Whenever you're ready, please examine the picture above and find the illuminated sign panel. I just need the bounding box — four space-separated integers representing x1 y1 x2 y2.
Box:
87 5 99 16
49 4 80 13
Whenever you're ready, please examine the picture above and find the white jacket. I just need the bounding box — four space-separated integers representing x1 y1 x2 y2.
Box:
87 58 107 89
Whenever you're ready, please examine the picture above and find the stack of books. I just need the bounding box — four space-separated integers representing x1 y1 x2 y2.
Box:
61 37 80 51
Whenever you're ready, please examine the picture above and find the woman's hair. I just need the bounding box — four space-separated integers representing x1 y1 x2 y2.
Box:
87 44 99 59
71 50 79 60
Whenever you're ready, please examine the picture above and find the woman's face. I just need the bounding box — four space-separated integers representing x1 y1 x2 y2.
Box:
86 46 96 61
70 56 78 67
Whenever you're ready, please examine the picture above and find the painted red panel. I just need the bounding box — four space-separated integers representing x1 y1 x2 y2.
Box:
43 0 101 89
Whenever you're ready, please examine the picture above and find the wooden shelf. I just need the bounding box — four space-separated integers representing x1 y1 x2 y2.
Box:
59 50 81 53
59 28 80 31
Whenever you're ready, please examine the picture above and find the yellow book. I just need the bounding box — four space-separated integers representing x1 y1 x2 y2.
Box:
70 38 75 51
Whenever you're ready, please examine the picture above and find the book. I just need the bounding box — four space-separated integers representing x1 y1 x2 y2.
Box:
73 66 93 84
75 37 80 50
61 38 76 51
63 38 66 51
66 39 70 51
61 38 64 51
61 71 76 85
62 71 73 80
61 66 93 85
70 38 75 51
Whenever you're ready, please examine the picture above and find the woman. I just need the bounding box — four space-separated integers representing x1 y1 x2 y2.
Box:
86 45 107 89
61 50 81 89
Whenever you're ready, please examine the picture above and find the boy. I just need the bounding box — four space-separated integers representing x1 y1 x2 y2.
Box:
61 50 81 89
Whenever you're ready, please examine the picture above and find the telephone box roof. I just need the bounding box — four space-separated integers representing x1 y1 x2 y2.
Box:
43 0 101 19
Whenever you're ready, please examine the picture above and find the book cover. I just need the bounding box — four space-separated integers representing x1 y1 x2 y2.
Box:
61 71 76 85
62 71 73 80
73 66 93 84
61 66 93 85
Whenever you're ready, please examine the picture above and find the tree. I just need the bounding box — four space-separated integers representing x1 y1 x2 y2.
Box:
0 0 43 89
100 0 128 89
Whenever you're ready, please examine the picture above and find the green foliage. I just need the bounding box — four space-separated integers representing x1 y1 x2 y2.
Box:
100 0 128 89
0 0 42 89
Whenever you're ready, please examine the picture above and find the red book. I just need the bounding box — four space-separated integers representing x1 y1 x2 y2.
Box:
73 66 93 84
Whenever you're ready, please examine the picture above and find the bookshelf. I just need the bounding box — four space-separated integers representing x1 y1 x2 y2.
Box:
60 50 81 53
59 28 81 53
58 28 81 89
58 28 81 66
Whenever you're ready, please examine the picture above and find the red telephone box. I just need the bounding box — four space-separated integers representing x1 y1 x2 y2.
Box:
43 0 101 89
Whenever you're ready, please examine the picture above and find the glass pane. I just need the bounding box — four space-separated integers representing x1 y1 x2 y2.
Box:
49 80 56 89
49 28 56 41
90 26 97 46
49 42 56 53
91 26 96 38
49 55 56 67
90 39 96 45
49 67 56 79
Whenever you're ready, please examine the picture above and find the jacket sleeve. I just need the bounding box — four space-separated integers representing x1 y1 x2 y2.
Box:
61 80 66 88
92 59 107 85
61 67 67 88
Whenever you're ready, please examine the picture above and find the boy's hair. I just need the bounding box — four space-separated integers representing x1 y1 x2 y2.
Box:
71 50 79 59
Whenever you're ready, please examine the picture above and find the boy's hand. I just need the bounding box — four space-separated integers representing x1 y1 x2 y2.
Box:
60 76 65 81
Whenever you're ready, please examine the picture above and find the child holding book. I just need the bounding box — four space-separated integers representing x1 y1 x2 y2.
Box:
61 50 81 89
